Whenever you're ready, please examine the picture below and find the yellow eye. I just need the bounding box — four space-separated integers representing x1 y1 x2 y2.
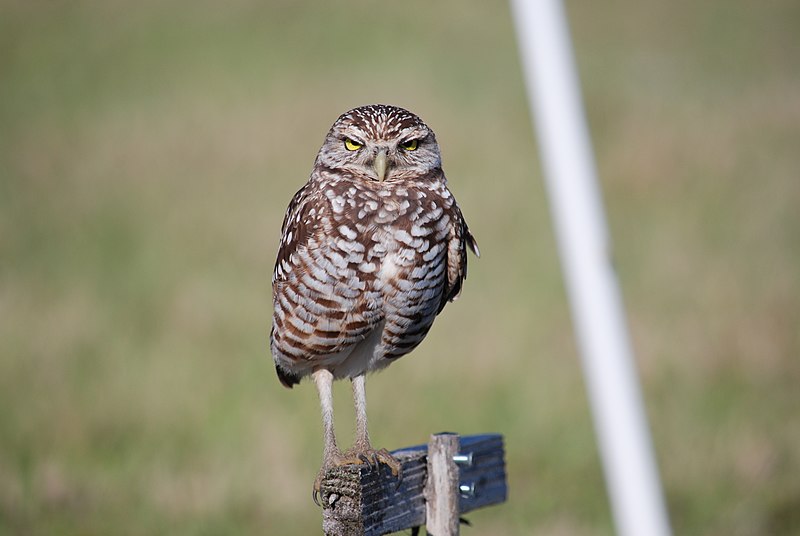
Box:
344 138 363 151
400 139 419 151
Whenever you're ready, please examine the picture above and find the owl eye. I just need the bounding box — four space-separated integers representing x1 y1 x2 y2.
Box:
344 138 363 151
400 139 419 151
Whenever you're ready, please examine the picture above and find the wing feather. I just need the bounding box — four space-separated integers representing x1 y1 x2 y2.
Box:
438 201 479 313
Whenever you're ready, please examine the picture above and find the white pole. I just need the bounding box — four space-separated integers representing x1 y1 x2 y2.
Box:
508 1 672 535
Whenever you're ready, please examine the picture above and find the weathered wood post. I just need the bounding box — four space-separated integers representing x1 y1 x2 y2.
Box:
320 433 507 536
424 433 460 535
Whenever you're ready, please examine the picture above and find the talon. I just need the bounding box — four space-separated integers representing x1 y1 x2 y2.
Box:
362 451 380 468
314 447 403 504
312 475 322 507
376 448 402 478
341 447 402 478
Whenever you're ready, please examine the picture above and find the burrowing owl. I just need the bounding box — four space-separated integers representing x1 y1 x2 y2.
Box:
270 104 479 500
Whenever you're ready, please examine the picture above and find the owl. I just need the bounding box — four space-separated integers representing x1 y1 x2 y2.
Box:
270 104 479 502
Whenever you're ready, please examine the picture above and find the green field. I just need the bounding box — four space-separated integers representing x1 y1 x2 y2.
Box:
2 1 798 534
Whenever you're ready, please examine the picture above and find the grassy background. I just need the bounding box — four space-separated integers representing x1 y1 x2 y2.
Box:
1 0 798 534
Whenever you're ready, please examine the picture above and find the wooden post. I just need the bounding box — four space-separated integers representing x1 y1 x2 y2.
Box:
425 433 460 535
319 433 507 536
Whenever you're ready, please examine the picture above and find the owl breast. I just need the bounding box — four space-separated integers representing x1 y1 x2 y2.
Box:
271 174 458 381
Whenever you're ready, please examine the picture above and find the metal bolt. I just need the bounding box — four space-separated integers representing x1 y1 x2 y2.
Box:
453 452 473 467
459 482 476 498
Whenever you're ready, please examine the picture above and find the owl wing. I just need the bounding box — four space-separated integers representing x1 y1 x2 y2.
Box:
273 183 314 285
271 181 385 385
439 202 479 314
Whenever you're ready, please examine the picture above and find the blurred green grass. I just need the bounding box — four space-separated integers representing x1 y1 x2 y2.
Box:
1 1 798 534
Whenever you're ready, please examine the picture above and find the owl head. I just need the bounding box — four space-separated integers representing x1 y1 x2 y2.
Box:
314 104 442 183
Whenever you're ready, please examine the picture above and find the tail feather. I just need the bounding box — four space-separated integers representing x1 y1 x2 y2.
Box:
275 363 301 388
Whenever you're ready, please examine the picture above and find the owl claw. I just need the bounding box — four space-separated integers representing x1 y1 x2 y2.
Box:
374 448 402 478
312 448 403 505
312 477 322 507
343 447 402 479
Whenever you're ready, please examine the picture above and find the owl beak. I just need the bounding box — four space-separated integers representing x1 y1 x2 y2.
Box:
373 149 389 182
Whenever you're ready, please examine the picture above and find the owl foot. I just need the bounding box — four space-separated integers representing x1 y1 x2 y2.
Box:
344 446 402 478
312 448 402 506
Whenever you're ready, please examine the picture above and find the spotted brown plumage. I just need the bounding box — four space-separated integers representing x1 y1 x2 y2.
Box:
269 104 479 501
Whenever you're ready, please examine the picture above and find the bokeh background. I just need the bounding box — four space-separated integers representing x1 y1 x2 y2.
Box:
2 1 798 534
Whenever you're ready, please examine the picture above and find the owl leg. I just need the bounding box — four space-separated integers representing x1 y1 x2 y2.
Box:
312 368 341 505
349 373 402 479
311 370 401 505
352 373 371 452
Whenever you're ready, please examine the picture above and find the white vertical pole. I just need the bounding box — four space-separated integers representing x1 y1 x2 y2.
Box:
508 1 672 535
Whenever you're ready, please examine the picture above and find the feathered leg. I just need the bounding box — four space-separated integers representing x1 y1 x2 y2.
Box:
311 370 401 505
349 373 401 477
312 368 340 504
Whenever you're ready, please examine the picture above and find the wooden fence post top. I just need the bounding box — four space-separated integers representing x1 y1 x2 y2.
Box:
320 433 507 536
